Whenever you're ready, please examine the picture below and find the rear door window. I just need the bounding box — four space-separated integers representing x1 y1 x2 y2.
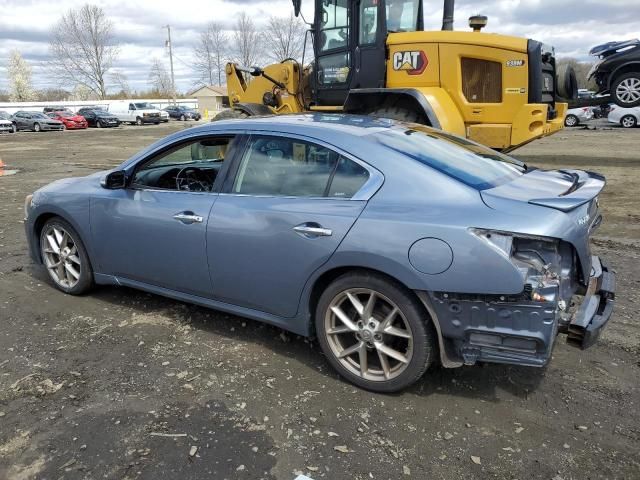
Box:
232 135 369 198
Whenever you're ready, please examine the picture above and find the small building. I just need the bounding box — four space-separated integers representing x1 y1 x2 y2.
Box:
188 85 228 120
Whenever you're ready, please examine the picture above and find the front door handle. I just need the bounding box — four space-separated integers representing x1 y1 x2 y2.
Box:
173 211 203 224
293 223 333 238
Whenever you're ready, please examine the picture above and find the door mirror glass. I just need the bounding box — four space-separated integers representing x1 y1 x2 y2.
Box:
101 170 127 189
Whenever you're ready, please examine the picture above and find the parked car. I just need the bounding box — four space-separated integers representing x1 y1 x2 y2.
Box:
607 105 640 128
76 108 121 128
564 107 593 127
46 111 88 130
589 39 640 108
108 101 161 125
163 105 202 121
0 111 15 133
23 115 615 392
11 111 64 132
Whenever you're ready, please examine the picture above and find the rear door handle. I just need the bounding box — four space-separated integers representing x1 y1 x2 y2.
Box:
293 223 333 238
173 211 203 224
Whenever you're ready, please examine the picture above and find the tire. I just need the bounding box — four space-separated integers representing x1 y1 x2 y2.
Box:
315 271 436 393
620 114 637 128
368 100 427 124
96 120 103 128
180 114 186 121
11 123 17 133
211 109 250 122
564 114 579 127
39 217 94 295
611 72 640 108
556 64 578 100
135 117 143 126
33 122 41 132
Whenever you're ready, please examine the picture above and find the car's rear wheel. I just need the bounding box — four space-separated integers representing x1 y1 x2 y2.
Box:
315 272 436 392
564 114 579 127
612 73 640 108
40 217 94 295
621 114 637 128
33 122 41 132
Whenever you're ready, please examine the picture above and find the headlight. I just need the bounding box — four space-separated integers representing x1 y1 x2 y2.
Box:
471 229 562 302
24 194 33 220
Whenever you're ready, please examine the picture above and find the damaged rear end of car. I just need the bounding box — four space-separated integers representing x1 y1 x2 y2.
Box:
429 169 615 367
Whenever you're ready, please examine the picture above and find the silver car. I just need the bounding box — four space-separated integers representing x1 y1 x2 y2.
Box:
564 107 594 127
608 105 640 128
11 111 64 132
23 115 616 392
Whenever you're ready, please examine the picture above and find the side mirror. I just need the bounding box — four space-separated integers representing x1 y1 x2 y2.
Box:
101 170 127 189
292 0 301 16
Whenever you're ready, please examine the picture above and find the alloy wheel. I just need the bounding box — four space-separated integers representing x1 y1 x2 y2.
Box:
565 115 578 127
324 288 413 382
34 123 41 132
41 225 82 289
621 115 637 128
616 77 640 105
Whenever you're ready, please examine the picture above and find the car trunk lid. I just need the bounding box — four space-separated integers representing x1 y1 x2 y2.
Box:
481 169 605 282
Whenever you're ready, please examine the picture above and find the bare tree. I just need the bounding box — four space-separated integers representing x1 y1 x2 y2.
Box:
49 4 118 99
232 13 263 67
194 22 228 86
263 14 307 62
7 50 35 101
111 71 132 97
148 58 173 98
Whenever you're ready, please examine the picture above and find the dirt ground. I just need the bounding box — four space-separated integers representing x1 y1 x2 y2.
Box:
0 121 638 480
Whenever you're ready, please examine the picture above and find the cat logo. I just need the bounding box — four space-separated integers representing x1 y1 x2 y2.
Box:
392 50 428 75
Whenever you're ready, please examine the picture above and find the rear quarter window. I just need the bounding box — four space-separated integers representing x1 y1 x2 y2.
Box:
375 127 524 190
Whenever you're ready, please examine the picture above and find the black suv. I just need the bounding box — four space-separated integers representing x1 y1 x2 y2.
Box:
77 108 121 128
163 105 202 121
589 39 640 108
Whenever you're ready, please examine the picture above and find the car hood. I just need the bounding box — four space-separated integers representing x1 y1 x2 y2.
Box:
589 39 639 57
481 169 605 281
0 119 11 125
64 115 86 122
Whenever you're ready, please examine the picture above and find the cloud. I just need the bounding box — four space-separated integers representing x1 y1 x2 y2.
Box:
1 0 639 93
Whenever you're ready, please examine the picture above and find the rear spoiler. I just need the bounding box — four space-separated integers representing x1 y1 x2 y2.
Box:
528 171 605 212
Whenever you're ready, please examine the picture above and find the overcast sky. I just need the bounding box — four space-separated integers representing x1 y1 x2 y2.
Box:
1 0 639 95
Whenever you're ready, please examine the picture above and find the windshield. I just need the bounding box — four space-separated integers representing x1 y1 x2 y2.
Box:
134 103 154 109
386 0 420 32
375 126 525 190
57 112 73 117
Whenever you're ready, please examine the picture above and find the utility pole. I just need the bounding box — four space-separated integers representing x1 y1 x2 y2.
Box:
164 25 177 104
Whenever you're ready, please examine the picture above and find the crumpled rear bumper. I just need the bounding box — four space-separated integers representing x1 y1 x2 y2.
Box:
567 256 616 349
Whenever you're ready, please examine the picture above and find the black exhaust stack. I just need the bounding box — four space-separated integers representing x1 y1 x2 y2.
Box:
442 0 455 31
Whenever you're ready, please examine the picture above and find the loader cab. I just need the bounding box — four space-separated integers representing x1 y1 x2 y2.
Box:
312 0 423 106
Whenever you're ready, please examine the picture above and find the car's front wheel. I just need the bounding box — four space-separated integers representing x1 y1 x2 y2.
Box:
180 114 186 121
564 114 579 127
135 117 143 126
11 123 17 133
621 114 637 128
96 120 103 128
315 272 436 392
33 122 41 132
40 217 94 295
612 72 640 108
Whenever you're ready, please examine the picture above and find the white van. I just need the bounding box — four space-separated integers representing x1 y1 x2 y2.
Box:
108 101 162 125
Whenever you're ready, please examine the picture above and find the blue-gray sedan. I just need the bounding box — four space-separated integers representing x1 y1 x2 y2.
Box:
24 114 616 392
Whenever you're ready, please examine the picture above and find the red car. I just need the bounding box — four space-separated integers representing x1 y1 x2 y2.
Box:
46 111 88 130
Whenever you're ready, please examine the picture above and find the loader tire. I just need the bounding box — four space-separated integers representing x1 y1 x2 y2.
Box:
211 109 250 122
369 101 427 125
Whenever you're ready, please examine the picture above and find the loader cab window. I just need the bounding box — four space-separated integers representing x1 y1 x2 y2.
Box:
359 0 379 44
386 0 420 32
319 0 350 52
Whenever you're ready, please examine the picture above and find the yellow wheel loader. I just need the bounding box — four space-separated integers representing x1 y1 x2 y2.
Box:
219 0 577 151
